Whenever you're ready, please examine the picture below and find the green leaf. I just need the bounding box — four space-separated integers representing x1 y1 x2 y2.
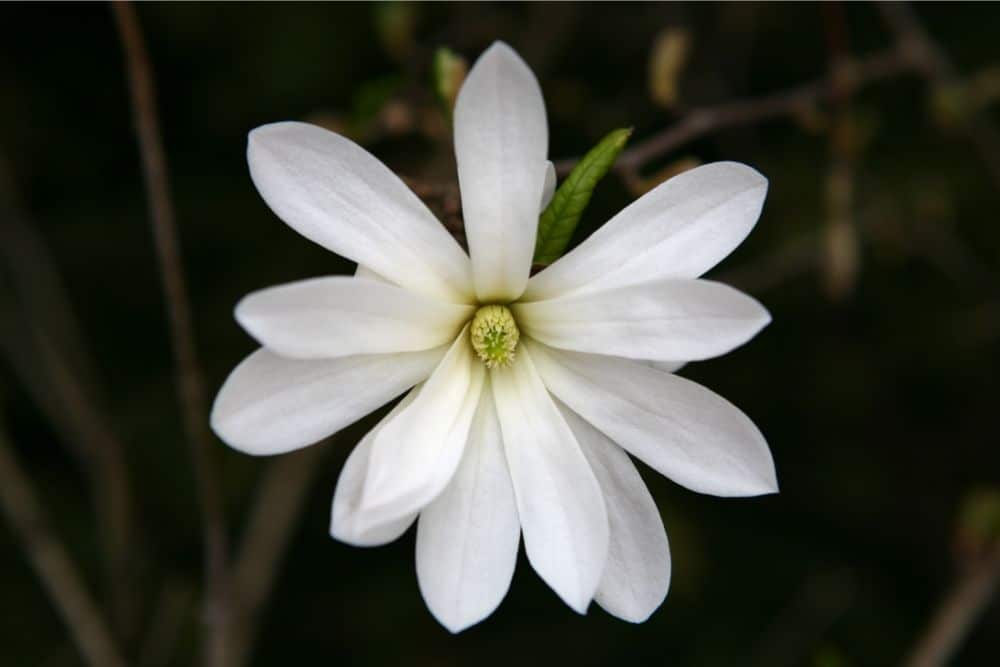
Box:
533 127 632 266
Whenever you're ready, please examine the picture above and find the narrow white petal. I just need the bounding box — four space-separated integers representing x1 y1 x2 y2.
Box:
358 326 485 529
330 387 421 547
416 379 520 633
210 346 442 455
540 160 557 211
527 341 778 497
248 121 473 303
454 41 548 302
514 279 770 362
236 276 474 359
561 406 671 623
491 346 608 613
523 162 767 301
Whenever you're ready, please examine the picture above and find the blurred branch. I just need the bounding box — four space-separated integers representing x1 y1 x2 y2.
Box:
0 419 126 667
556 5 1000 183
715 234 817 294
752 567 857 667
716 183 998 300
552 3 1000 190
0 161 137 640
111 2 232 665
905 546 1000 667
0 163 104 403
230 444 330 667
877 1 1000 189
554 46 915 177
910 212 1000 296
139 580 195 667
821 2 862 302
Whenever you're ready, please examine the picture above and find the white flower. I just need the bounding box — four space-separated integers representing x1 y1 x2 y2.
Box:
211 41 776 632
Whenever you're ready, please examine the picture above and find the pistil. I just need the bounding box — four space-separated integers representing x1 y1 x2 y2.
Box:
469 305 520 368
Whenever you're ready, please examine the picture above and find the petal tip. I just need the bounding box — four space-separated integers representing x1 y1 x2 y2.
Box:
327 512 345 542
763 473 780 495
715 160 768 188
247 121 291 149
208 394 250 455
747 464 780 496
469 39 537 87
433 612 477 635
483 40 518 60
248 120 310 139
422 601 489 635
595 574 671 624
607 605 658 624
747 300 773 337
247 121 338 160
567 595 593 616
329 494 411 549
208 409 267 457
232 294 255 334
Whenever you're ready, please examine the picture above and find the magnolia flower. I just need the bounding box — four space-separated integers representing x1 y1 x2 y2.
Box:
211 41 776 632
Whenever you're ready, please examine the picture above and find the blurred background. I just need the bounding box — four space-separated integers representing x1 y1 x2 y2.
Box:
1 2 999 666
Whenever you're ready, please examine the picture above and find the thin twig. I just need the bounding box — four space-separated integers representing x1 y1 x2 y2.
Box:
820 1 862 301
714 183 997 300
0 420 126 667
752 568 857 667
0 161 138 642
230 444 330 667
714 233 818 294
877 1 1000 189
110 2 231 664
904 546 1000 667
139 581 195 667
554 47 916 177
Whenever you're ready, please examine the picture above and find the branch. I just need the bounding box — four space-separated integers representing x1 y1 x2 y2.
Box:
0 420 126 667
110 2 231 664
877 1 1000 189
230 444 329 667
554 46 915 177
904 546 1000 667
715 233 818 294
138 581 195 667
819 1 862 302
0 160 137 639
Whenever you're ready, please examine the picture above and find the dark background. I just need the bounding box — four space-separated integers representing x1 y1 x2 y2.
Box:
1 2 998 666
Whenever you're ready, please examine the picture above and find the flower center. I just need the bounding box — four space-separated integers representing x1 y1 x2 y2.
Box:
469 304 520 368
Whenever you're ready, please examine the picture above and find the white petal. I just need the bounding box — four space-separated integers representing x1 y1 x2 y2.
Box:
330 387 421 547
416 378 520 633
210 346 442 455
540 160 556 211
353 263 391 284
527 341 778 497
358 326 485 529
523 162 768 301
236 276 474 359
248 121 473 303
560 405 671 623
454 41 548 302
491 346 608 613
514 279 770 362
646 360 686 374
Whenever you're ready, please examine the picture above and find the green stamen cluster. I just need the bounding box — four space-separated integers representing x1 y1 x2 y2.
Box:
470 305 520 368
